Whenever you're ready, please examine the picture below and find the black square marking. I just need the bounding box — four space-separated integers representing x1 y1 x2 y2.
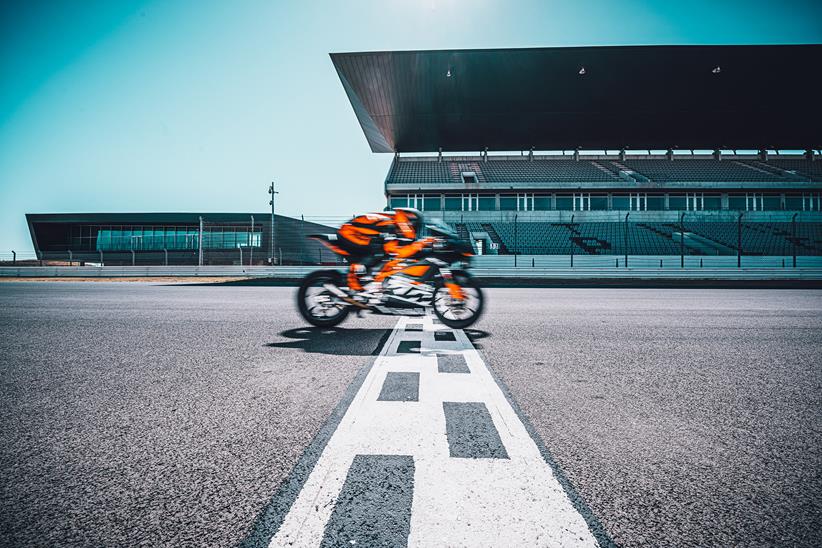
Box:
377 372 420 402
437 353 470 374
443 402 509 459
434 331 456 342
396 340 421 354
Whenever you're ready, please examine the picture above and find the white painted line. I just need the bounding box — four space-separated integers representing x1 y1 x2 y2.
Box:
269 316 599 547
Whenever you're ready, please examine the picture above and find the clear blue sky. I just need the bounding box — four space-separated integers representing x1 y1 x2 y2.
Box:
1 0 821 253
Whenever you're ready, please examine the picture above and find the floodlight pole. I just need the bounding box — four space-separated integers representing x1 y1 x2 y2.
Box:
624 212 630 268
570 214 575 268
198 216 204 266
250 215 254 266
12 250 16 266
268 182 279 265
737 212 743 268
679 212 685 268
791 213 798 268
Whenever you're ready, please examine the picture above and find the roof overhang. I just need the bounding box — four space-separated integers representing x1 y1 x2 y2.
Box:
331 44 822 153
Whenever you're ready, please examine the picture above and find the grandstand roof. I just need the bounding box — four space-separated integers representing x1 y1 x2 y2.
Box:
330 44 822 153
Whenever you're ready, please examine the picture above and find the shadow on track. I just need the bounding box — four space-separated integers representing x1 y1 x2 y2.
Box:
464 328 491 349
266 327 392 356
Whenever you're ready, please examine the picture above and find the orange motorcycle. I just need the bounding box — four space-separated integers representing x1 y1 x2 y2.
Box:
297 220 483 329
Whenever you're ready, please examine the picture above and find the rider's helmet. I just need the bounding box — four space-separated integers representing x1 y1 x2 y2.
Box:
393 207 423 240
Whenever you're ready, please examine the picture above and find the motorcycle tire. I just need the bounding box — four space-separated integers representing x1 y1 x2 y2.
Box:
297 270 351 328
433 271 484 329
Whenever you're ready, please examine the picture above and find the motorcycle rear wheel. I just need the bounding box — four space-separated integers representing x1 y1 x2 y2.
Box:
433 272 483 329
297 270 351 328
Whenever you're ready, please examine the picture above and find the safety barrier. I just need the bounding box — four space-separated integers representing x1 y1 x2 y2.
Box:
1 260 822 280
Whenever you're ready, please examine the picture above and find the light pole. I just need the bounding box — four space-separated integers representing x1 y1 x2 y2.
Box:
791 213 798 268
250 215 254 266
570 214 575 268
624 212 630 268
198 216 204 266
268 182 279 264
737 212 743 268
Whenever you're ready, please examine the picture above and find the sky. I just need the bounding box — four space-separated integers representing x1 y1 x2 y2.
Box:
1 0 821 253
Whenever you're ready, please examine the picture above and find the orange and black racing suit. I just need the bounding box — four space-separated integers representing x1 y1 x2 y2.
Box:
336 211 432 291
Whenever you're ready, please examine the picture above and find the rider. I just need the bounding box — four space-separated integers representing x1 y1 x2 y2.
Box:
336 207 432 293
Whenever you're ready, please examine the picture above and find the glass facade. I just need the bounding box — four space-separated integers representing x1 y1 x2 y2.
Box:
388 192 815 212
499 195 517 211
94 227 262 251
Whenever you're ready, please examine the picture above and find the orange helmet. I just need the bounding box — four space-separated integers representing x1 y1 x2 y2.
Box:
393 208 423 239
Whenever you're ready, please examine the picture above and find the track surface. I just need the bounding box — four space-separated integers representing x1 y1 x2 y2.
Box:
0 282 820 547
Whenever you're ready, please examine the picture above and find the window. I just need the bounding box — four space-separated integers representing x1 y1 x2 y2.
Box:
390 196 407 209
785 194 803 210
478 195 496 211
556 195 573 210
728 195 746 210
499 195 517 211
423 195 441 211
703 194 722 210
590 195 608 210
517 194 534 211
668 195 686 210
94 226 261 251
762 195 782 211
534 195 552 210
444 196 461 211
462 194 478 211
461 172 477 185
687 193 703 211
612 195 630 210
646 195 665 210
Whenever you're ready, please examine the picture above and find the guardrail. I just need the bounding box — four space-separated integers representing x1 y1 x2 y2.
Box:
472 255 822 269
1 261 822 281
0 266 316 278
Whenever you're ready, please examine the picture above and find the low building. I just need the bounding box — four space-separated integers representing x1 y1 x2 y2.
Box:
25 212 338 266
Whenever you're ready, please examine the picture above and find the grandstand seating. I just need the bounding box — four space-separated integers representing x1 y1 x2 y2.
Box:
478 160 619 183
682 222 822 255
388 157 822 184
767 159 822 182
388 160 453 184
622 160 778 182
388 159 621 184
450 221 822 256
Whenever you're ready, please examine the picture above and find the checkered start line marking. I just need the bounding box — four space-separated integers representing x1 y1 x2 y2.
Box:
268 316 599 547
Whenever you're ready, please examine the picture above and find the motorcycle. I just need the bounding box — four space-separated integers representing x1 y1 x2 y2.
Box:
297 220 484 329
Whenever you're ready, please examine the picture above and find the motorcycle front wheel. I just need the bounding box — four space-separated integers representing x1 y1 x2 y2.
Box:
297 270 351 328
432 271 484 329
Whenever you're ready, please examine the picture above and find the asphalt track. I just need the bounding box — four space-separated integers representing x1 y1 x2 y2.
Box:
0 282 820 547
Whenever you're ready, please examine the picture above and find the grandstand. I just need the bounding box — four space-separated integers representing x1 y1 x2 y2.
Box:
332 44 822 259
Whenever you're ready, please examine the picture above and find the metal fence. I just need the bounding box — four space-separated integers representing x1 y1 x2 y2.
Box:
6 215 822 268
